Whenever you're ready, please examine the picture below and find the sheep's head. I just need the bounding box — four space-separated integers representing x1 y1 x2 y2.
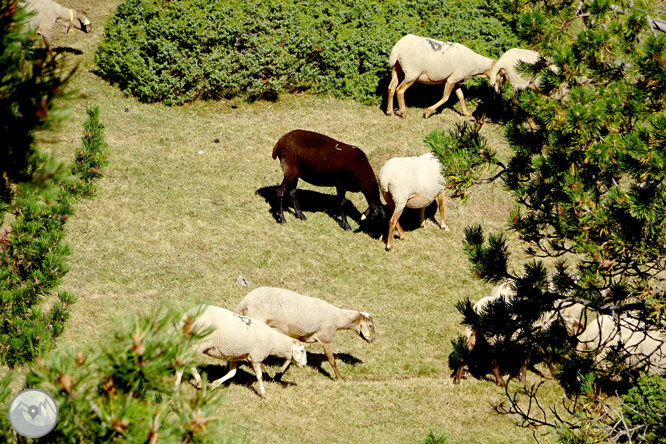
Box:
71 10 92 33
359 204 388 239
490 67 507 93
356 312 376 343
291 341 307 368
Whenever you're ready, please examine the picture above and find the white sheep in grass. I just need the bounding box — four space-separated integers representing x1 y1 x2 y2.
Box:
174 305 307 398
455 280 587 386
576 314 666 374
378 153 448 252
236 287 376 381
489 48 568 99
20 0 91 57
386 34 497 118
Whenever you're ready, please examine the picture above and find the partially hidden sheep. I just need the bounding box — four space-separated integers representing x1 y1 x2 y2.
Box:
236 286 376 380
454 280 587 386
20 0 91 56
576 314 666 375
387 34 496 118
272 129 386 231
377 153 448 252
174 305 307 398
488 48 567 99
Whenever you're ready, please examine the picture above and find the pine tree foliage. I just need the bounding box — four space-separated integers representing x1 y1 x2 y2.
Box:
0 106 109 368
0 0 75 205
0 305 245 443
428 0 666 440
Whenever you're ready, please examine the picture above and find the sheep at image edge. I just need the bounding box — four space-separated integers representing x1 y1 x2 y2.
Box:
272 129 386 231
175 305 307 398
378 153 449 252
236 286 376 381
20 0 91 57
387 34 497 118
576 314 666 375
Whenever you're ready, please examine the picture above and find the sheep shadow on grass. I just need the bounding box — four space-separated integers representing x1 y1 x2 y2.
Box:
263 352 363 381
377 72 483 118
256 186 384 239
192 362 298 398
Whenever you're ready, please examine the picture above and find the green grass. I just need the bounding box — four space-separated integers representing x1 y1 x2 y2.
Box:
8 1 566 442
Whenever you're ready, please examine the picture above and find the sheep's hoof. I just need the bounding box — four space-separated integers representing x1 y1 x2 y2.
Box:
295 213 307 221
423 109 433 119
276 215 287 224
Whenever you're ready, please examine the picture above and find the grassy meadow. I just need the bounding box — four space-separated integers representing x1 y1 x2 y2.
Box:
14 0 568 442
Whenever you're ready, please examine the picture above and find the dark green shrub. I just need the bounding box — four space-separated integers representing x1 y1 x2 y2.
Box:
95 0 518 105
623 376 666 444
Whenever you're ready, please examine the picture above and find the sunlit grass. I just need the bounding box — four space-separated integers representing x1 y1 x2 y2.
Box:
7 1 565 442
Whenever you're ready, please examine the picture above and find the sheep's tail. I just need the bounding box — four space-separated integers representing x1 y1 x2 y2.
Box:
388 49 399 69
271 139 282 160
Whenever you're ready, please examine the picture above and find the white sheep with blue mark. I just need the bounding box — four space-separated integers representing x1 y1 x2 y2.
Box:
236 287 376 381
174 305 307 398
387 34 497 118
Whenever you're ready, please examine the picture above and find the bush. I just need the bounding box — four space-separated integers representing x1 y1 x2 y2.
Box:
0 305 245 443
623 376 666 444
95 0 518 105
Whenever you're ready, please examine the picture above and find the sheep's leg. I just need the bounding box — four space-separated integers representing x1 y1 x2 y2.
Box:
174 369 183 386
190 367 203 389
454 85 472 117
491 362 506 387
420 208 427 229
289 188 306 220
396 221 407 240
396 78 416 118
209 361 238 389
336 187 351 231
424 82 457 118
386 206 405 251
519 351 531 385
452 364 467 384
321 341 344 380
273 359 292 382
436 191 449 231
386 63 400 116
277 175 303 223
252 362 268 398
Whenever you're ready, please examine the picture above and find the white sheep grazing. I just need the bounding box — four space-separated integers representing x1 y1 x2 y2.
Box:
489 48 567 99
378 153 448 252
386 34 496 118
236 287 376 381
576 314 666 374
174 305 307 398
20 0 91 56
456 280 587 386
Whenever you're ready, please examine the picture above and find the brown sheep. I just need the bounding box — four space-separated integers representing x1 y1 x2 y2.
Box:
272 129 385 231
